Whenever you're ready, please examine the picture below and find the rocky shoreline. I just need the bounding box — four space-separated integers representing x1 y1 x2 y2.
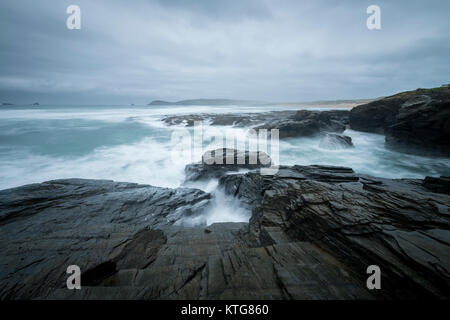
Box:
162 109 350 139
163 85 450 156
350 85 450 156
0 148 449 300
0 86 449 300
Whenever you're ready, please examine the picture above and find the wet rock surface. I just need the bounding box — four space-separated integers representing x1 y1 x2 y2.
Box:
422 176 450 195
350 86 450 156
162 110 349 139
219 166 450 299
185 148 271 182
162 86 450 156
0 158 449 300
257 110 349 138
0 179 211 299
349 97 403 134
161 111 296 127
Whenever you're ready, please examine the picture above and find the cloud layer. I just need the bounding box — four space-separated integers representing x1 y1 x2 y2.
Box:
1 0 449 104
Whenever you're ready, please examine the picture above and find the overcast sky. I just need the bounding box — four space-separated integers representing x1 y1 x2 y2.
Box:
0 0 449 104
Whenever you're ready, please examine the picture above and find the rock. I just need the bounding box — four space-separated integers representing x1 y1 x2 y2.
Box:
422 176 450 195
218 165 450 299
185 148 271 182
0 163 449 300
255 110 349 138
293 109 349 123
209 114 253 126
0 178 211 299
349 97 403 133
384 91 450 156
260 119 321 138
161 111 296 128
350 86 450 156
161 110 350 139
319 133 354 150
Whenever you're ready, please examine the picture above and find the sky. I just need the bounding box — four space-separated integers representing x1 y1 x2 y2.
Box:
0 0 449 104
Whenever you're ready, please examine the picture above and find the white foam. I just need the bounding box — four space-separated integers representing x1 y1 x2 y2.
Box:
0 136 187 189
174 186 251 227
1 106 449 229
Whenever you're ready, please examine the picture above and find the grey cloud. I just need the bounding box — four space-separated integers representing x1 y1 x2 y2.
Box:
0 0 449 104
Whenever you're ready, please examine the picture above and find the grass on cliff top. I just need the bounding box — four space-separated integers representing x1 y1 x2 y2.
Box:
393 84 450 97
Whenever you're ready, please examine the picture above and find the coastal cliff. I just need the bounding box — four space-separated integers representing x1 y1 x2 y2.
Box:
350 85 450 156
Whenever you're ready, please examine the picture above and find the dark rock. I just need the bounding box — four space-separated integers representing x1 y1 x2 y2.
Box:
209 114 253 126
349 97 403 133
350 86 450 156
293 109 349 123
162 110 350 139
423 176 450 195
255 110 349 138
260 119 321 138
185 148 271 182
0 164 449 300
384 92 450 156
161 111 296 128
319 133 354 149
81 261 117 286
110 229 167 270
0 178 211 299
219 165 450 299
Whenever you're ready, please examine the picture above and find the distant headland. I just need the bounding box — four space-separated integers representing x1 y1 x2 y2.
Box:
147 98 377 109
148 99 263 106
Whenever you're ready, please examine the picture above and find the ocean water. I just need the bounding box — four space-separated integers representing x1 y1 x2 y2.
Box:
1 104 449 224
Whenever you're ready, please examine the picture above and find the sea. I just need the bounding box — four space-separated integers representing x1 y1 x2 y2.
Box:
1 104 449 225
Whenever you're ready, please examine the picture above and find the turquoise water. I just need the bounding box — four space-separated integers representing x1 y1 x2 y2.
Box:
0 119 157 157
0 104 449 191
